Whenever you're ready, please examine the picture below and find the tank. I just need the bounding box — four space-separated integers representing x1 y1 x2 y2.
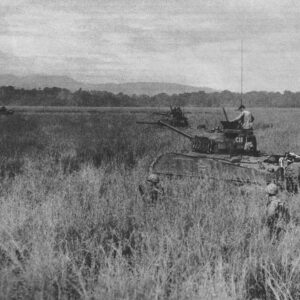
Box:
137 109 296 189
151 106 189 127
0 106 14 115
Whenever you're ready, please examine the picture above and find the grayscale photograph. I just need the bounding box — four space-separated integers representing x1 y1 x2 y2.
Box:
0 0 300 299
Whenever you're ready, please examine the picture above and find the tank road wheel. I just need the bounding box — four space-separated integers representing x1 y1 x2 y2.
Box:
210 141 218 154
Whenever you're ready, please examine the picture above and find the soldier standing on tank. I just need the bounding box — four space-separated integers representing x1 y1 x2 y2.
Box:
230 104 254 130
264 183 290 242
138 174 164 205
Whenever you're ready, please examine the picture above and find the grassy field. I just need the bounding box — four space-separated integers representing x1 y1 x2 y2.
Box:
0 108 300 299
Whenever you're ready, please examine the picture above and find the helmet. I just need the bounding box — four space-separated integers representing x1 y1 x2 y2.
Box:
265 183 278 195
147 173 159 184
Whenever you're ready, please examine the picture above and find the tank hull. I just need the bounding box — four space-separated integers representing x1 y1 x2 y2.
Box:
150 152 281 185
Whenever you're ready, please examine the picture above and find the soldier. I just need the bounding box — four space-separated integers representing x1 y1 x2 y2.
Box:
230 104 254 130
279 152 300 194
285 163 300 194
138 174 164 205
265 183 290 242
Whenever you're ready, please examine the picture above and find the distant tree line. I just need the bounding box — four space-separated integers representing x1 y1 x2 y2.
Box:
0 86 300 107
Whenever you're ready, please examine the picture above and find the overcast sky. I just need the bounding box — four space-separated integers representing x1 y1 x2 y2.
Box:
1 0 300 91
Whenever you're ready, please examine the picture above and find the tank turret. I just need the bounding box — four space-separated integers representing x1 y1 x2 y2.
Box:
151 106 189 127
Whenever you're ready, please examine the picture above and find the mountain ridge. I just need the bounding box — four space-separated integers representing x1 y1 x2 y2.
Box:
0 74 216 96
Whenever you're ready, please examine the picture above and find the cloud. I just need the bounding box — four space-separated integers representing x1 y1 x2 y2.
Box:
1 0 300 90
0 50 35 75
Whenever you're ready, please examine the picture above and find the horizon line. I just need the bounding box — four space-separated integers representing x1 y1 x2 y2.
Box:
0 73 298 94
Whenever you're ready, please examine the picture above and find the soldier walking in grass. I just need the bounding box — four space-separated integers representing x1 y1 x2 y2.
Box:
265 183 290 242
279 152 300 194
285 162 300 194
138 173 164 205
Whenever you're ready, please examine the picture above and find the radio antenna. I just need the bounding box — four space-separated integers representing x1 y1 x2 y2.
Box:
240 40 243 106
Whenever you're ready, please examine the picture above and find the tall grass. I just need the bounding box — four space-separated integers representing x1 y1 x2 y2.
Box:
0 108 299 299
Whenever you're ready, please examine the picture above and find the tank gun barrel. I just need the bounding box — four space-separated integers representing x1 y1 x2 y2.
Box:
136 120 193 139
151 112 169 116
158 121 193 139
136 121 161 125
